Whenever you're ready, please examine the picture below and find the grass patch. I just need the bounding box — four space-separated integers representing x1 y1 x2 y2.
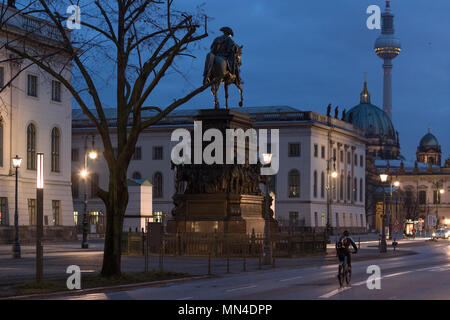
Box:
4 270 189 298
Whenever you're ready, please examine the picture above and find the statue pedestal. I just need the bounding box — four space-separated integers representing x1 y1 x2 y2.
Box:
167 109 277 234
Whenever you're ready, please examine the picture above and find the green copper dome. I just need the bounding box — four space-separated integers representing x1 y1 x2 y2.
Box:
419 132 439 147
345 81 396 140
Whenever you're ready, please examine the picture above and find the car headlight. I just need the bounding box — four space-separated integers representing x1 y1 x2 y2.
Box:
432 233 436 237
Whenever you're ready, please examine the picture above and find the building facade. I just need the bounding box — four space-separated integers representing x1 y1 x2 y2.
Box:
0 5 74 242
72 106 367 234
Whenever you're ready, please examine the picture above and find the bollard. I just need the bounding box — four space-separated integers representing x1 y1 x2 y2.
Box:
208 252 211 275
243 245 247 272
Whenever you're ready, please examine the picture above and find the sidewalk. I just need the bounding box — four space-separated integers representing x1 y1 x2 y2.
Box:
0 240 420 287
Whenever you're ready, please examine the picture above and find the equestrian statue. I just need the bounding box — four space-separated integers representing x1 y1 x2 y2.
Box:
203 27 243 109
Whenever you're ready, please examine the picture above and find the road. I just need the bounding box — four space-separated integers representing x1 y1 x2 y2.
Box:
58 240 450 300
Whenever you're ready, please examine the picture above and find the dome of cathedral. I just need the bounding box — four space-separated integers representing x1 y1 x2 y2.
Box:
419 132 439 148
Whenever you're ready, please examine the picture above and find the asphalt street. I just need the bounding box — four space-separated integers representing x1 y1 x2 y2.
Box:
56 240 450 300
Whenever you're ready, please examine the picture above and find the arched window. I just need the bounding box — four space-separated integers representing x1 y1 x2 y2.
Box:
313 171 317 198
132 171 142 180
320 172 325 198
51 127 60 172
360 178 364 203
153 172 163 198
27 124 36 170
288 169 300 198
0 120 3 167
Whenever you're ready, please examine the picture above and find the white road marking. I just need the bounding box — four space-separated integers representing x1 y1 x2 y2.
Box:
319 286 352 299
279 276 303 282
384 271 412 278
226 285 257 292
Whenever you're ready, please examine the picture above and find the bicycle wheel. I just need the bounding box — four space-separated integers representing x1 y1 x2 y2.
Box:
345 266 351 285
338 265 344 287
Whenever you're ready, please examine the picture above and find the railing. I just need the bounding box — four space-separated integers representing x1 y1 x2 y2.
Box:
122 231 327 258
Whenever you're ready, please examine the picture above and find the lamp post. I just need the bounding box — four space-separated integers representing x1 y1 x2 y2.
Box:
81 135 97 249
36 153 44 282
325 155 337 243
262 153 273 265
12 155 22 259
435 185 445 229
379 173 400 252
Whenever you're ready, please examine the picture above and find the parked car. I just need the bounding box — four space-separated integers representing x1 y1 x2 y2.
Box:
432 228 450 240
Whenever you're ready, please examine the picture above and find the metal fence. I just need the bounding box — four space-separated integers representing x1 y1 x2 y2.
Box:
122 230 326 258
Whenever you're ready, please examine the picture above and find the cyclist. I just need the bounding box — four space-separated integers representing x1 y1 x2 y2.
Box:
336 230 358 275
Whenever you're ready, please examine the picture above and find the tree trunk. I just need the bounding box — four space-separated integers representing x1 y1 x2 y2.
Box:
101 170 128 277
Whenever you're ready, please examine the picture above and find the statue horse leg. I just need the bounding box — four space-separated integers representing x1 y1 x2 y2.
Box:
224 82 229 110
235 80 244 107
212 82 220 109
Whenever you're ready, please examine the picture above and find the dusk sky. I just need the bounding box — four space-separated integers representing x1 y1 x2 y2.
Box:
91 0 450 162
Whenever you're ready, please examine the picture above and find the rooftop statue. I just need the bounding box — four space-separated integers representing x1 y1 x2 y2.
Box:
203 27 244 109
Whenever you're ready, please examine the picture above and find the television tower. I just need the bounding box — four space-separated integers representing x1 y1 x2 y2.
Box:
374 0 401 120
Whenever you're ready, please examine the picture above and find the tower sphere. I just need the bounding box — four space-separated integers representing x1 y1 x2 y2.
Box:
374 34 402 60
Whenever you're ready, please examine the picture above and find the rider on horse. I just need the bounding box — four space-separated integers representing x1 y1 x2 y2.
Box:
204 27 241 85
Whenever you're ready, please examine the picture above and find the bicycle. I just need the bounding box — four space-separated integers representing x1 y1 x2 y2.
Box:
337 251 355 287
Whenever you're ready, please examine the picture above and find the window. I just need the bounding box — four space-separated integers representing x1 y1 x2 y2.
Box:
433 190 441 204
51 127 60 172
28 199 36 225
288 169 300 198
132 171 142 180
133 146 142 160
27 124 36 170
350 213 353 227
321 146 325 159
73 211 79 226
288 143 300 157
347 175 351 201
27 74 38 97
360 214 364 227
0 66 4 88
354 154 358 166
343 213 346 227
314 212 318 227
340 173 344 200
360 178 363 202
360 155 364 167
289 211 299 227
71 148 79 162
320 172 325 198
340 150 344 163
314 144 318 158
72 173 79 199
51 80 62 102
0 197 8 225
335 212 340 227
313 171 318 198
52 200 61 225
333 148 336 160
0 120 3 167
321 212 326 227
353 178 357 202
153 146 163 160
90 173 99 198
419 190 427 205
153 172 163 198
347 151 351 164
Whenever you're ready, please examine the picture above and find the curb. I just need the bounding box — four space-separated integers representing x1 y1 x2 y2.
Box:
1 275 212 300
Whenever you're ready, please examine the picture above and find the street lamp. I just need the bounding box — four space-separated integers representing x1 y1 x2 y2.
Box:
81 135 97 249
262 153 273 265
325 155 337 242
12 155 22 259
379 173 400 251
36 153 44 282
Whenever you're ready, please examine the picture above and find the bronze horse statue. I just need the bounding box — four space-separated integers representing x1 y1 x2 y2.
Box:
203 45 243 109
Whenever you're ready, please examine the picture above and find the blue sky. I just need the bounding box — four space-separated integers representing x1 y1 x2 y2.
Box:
87 0 450 162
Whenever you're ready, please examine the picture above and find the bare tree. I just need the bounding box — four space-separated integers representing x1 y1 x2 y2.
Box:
0 0 212 276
